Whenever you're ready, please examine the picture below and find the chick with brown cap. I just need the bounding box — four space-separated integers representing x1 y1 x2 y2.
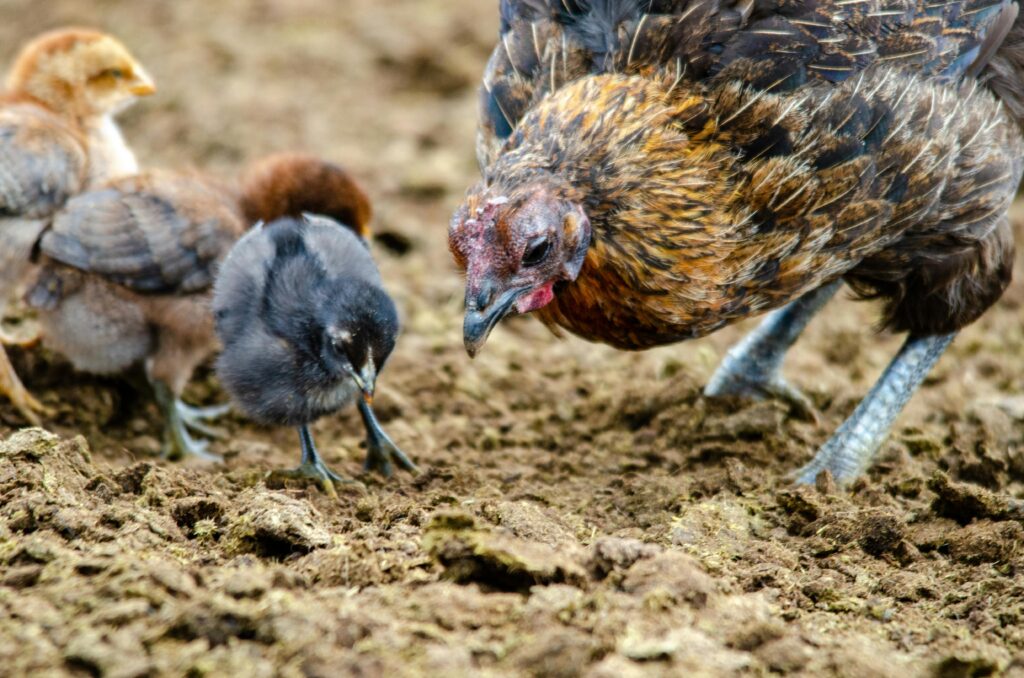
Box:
0 27 155 423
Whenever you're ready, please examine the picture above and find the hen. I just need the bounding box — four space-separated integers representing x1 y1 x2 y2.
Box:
0 27 155 423
24 154 368 462
449 0 1024 484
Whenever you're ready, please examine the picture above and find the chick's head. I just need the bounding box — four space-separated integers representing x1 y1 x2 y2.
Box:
450 178 590 357
241 154 372 237
317 279 399 397
7 28 155 118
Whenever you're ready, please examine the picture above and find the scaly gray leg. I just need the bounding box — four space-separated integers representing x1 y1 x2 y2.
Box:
151 380 223 462
358 398 418 478
268 425 354 497
794 332 954 485
704 281 842 418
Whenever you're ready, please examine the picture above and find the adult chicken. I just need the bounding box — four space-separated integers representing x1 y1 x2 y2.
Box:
0 27 155 423
449 0 1024 484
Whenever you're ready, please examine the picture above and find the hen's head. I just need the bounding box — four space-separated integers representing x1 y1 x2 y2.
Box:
6 28 155 118
449 178 591 357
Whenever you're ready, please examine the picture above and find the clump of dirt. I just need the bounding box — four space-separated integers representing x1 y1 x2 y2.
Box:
2 0 1024 675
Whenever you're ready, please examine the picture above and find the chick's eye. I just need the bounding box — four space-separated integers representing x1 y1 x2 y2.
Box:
105 69 125 79
522 238 551 267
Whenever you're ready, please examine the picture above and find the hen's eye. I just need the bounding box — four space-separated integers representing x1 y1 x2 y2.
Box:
522 238 551 267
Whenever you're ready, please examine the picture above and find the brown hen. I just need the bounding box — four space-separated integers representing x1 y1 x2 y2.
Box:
0 27 155 423
449 0 1024 484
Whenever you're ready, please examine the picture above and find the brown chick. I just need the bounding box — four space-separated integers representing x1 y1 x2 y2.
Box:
24 154 374 462
0 27 155 423
450 0 1024 485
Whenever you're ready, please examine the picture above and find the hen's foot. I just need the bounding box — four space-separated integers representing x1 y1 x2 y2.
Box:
704 281 840 421
358 398 418 478
705 368 817 422
793 333 954 486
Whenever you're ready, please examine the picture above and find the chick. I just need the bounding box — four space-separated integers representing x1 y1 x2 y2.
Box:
213 213 415 496
450 0 1024 485
24 154 378 463
0 27 155 422
25 169 243 460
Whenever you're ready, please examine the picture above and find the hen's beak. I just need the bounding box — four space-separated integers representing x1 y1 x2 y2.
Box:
463 285 528 358
128 66 156 96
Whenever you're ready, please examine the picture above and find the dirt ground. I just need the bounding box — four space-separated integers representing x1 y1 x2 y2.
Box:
1 1 1023 676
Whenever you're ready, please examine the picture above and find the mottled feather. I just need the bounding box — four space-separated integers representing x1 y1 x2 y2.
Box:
38 170 244 295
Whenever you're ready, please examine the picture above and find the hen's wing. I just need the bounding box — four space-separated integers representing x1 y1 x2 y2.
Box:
478 0 1017 165
39 170 245 295
0 102 88 218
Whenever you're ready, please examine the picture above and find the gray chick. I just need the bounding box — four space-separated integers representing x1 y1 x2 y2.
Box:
213 212 415 496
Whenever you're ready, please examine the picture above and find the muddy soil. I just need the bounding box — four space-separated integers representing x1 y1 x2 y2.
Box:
1 1 1023 676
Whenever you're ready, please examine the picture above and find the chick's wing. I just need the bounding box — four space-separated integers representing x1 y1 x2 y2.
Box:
0 103 88 218
40 170 244 294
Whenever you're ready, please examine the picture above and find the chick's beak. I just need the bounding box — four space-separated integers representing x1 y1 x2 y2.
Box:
128 66 156 96
463 282 528 358
346 362 378 402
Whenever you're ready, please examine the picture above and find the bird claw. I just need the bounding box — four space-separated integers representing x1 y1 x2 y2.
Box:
0 327 40 348
267 461 359 499
364 436 419 478
705 371 818 423
357 398 418 478
0 347 50 425
176 401 230 439
162 423 223 463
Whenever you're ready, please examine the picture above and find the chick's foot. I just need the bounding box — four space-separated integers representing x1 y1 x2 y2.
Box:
0 326 41 348
176 400 230 438
152 380 223 462
0 346 49 425
704 281 840 421
358 398 417 478
269 425 358 498
793 332 954 486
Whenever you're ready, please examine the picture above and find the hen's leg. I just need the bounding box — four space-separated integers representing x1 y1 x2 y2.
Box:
358 398 417 478
151 379 223 462
268 425 354 498
794 332 953 485
0 345 46 425
704 280 841 419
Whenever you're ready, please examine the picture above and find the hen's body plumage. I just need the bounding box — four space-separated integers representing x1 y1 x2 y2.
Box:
451 0 1024 483
474 0 1023 346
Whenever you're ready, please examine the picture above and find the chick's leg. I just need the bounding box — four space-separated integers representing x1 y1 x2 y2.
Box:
704 280 841 419
268 425 354 498
151 379 223 462
0 345 46 425
794 332 953 485
358 398 417 478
